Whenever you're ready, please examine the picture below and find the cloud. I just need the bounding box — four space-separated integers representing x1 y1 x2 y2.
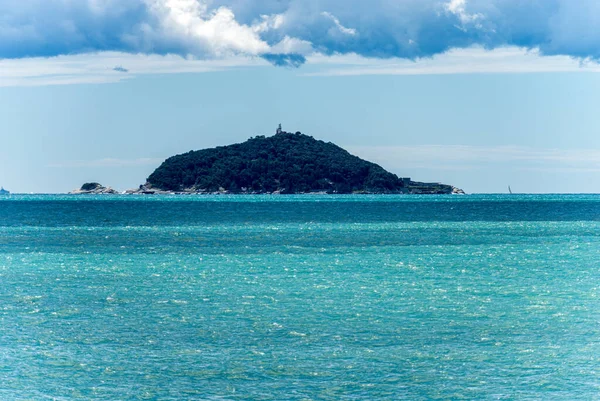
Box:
2 46 600 87
261 53 306 68
210 0 600 61
3 0 600 66
48 157 164 168
0 0 296 65
0 52 268 87
303 47 600 77
347 145 600 173
321 12 357 37
445 0 484 28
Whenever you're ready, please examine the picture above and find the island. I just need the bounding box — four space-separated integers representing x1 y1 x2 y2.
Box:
130 127 464 195
70 182 118 195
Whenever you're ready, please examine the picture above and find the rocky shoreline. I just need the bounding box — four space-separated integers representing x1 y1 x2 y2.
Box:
69 182 465 195
69 183 118 195
119 183 466 195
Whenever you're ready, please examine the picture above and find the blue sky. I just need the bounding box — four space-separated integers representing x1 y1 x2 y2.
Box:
1 0 600 193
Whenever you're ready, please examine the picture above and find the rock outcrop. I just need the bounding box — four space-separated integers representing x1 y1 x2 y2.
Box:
70 183 118 195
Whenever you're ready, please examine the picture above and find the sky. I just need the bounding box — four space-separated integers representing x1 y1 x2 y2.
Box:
2 0 600 193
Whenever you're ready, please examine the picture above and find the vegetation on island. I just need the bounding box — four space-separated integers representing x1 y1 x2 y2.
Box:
80 182 102 191
70 182 118 195
145 130 455 194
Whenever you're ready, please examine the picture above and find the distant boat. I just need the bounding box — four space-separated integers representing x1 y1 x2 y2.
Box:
508 185 513 194
0 187 10 195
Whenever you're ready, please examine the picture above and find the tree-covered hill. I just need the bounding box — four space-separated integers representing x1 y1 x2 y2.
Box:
145 132 411 194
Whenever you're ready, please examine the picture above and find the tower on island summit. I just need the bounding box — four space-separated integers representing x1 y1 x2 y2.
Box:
276 123 283 135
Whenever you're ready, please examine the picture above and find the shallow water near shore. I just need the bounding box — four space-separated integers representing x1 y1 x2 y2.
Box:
1 194 600 400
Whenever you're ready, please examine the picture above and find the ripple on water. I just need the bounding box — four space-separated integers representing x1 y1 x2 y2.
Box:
1 196 600 400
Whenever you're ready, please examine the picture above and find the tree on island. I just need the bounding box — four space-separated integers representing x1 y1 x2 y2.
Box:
80 182 102 191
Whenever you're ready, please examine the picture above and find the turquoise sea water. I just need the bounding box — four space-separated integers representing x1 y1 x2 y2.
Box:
1 194 600 400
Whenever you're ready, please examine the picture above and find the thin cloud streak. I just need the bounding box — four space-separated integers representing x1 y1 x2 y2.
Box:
348 144 600 171
0 52 268 87
3 46 600 87
48 158 163 168
305 47 600 77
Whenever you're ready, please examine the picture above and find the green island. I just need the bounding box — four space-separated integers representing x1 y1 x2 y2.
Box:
131 128 463 195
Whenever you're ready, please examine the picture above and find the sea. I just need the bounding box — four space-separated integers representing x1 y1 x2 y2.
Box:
1 194 600 400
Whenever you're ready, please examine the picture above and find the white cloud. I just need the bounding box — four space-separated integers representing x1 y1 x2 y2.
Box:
321 11 357 36
270 36 314 55
145 0 270 56
4 0 600 65
3 46 600 87
304 46 600 76
445 0 484 28
0 52 268 87
253 14 285 33
48 157 164 168
347 144 600 172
